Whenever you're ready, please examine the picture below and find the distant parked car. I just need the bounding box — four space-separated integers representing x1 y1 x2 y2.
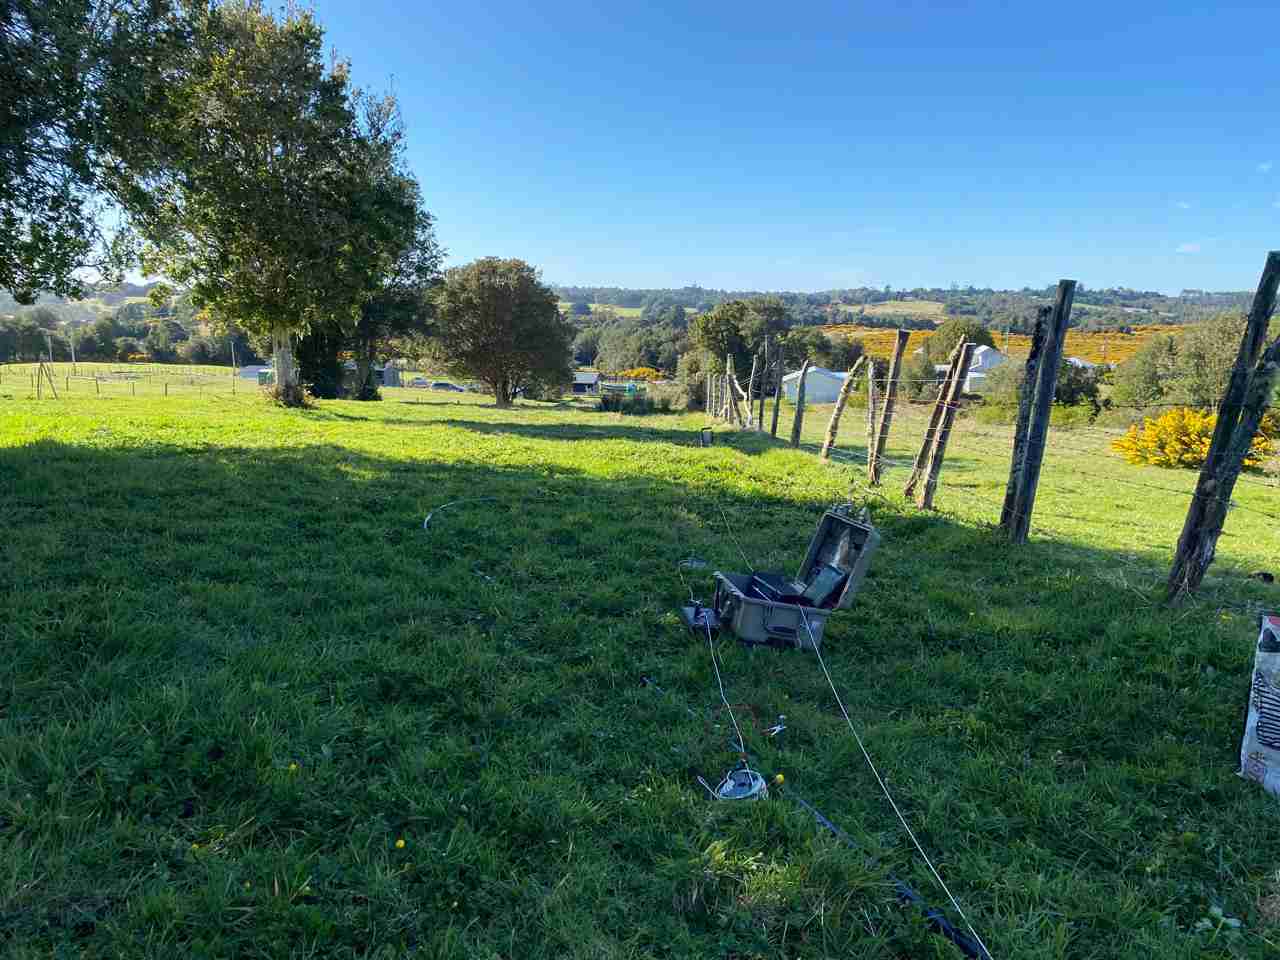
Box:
410 377 429 387
431 381 465 392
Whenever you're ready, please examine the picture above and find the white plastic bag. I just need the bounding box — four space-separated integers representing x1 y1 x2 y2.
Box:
1240 615 1280 795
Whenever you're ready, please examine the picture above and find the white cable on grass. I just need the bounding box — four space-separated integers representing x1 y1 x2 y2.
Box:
801 615 994 960
422 497 501 530
716 502 754 573
705 619 746 756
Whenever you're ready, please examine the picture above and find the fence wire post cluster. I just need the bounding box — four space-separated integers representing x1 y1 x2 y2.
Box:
868 329 909 486
1167 251 1280 599
1000 279 1076 542
820 355 867 461
790 358 812 447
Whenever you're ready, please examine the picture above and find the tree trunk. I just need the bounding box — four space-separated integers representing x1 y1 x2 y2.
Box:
494 377 512 407
354 352 375 400
271 325 305 406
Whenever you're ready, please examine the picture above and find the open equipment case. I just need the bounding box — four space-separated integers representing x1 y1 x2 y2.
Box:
709 507 880 651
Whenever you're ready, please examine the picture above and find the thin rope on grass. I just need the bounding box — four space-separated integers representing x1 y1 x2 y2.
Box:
801 615 994 960
705 618 746 756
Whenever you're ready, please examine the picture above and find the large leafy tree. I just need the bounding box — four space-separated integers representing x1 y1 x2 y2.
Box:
0 0 183 302
432 258 572 407
923 317 996 360
120 3 415 405
689 298 789 374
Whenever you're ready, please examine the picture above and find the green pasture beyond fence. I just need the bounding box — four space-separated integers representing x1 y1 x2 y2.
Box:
0 361 244 398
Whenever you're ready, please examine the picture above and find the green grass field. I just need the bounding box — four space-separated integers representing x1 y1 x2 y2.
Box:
558 302 645 319
3 387 1279 958
834 300 948 321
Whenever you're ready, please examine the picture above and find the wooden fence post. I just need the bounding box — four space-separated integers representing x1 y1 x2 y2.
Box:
789 359 812 448
745 352 759 428
868 329 910 486
999 306 1050 533
915 342 976 509
705 369 713 414
770 357 783 438
1168 252 1280 598
903 340 966 498
732 355 742 427
757 339 769 429
820 356 867 460
866 369 878 468
1001 279 1077 542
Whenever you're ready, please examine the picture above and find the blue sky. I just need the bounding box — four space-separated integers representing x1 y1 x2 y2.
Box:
312 1 1280 293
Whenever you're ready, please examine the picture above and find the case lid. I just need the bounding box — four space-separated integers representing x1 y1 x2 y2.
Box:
796 509 880 611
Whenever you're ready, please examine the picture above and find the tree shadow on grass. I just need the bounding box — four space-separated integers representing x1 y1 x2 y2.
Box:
1 437 1278 957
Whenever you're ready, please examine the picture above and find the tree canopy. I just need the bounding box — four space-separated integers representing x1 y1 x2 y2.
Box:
0 0 184 302
431 258 572 407
117 2 419 404
924 318 997 361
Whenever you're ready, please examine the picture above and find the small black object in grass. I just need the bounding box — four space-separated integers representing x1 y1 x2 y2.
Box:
206 745 225 762
1253 571 1275 584
179 797 196 819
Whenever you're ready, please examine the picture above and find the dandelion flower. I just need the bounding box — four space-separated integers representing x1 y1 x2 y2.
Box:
395 838 406 849
288 762 299 773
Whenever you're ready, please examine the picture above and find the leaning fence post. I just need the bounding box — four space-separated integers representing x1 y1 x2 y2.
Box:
1168 252 1280 598
1003 279 1077 542
868 329 910 486
789 358 812 448
1000 307 1050 533
770 358 783 438
903 340 965 498
757 339 769 430
745 352 759 428
820 356 867 461
915 342 976 509
865 368 878 469
732 355 742 427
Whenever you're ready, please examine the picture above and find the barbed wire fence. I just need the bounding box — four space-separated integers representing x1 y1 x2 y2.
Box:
0 361 251 399
709 265 1280 605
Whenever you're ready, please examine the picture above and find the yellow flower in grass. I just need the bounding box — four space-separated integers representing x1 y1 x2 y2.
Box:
395 838 406 849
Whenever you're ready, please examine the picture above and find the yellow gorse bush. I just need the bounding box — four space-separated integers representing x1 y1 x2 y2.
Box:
615 367 662 381
1111 406 1275 469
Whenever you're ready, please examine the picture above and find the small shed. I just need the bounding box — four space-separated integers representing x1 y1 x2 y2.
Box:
782 366 850 404
962 345 1006 392
572 371 601 395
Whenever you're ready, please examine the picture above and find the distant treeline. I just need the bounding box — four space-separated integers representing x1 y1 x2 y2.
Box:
552 283 1253 334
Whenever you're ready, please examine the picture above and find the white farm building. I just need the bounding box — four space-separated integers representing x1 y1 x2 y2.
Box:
781 366 852 404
